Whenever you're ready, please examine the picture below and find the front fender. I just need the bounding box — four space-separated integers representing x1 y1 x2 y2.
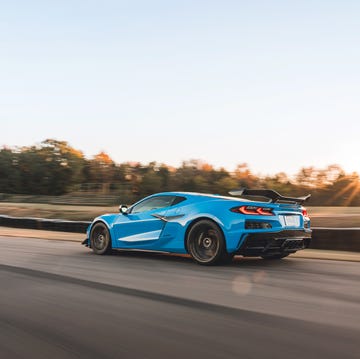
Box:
84 214 118 247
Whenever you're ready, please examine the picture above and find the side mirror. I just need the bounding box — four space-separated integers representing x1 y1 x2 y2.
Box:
119 204 129 215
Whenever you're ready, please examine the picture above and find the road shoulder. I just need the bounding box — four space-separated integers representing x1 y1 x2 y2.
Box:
0 227 84 242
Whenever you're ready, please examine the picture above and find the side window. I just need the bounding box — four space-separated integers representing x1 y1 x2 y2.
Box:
131 196 175 214
172 196 186 205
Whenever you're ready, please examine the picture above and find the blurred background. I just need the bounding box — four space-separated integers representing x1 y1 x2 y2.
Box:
1 138 360 227
1 0 360 223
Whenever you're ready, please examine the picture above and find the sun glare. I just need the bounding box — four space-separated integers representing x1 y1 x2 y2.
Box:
329 176 360 206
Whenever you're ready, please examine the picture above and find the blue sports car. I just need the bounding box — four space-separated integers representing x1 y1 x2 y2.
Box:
83 189 311 265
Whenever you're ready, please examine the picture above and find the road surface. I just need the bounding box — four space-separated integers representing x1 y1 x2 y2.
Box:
0 236 359 358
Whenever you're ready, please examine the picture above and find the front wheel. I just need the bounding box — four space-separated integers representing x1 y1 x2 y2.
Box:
186 220 228 265
90 222 112 255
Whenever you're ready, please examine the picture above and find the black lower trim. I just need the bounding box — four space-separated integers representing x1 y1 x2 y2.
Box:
237 229 312 256
82 238 89 247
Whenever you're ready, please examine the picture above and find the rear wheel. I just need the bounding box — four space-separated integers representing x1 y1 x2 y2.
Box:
186 220 228 265
90 222 112 255
261 253 289 260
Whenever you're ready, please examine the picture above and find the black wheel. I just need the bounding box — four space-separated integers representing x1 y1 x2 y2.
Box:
186 220 227 265
261 253 289 260
90 222 112 255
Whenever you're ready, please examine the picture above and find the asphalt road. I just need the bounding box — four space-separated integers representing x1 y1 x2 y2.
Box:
0 236 359 359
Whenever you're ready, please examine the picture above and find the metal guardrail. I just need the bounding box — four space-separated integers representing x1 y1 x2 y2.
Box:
0 215 359 252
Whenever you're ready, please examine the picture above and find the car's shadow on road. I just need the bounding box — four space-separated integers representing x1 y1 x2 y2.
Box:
95 249 300 270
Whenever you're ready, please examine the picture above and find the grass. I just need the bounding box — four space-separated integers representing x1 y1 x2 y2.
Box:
1 202 360 227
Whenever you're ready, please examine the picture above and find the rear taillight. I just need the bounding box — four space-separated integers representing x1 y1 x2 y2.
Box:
302 207 309 218
231 205 274 216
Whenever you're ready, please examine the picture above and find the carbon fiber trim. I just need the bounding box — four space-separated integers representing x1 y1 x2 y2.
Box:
237 229 312 256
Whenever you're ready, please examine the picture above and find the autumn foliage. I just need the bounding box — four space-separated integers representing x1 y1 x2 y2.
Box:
0 140 359 206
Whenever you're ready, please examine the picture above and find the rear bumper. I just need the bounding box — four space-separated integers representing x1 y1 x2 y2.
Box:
237 229 311 256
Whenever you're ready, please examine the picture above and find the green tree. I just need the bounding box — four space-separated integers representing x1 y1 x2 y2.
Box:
0 147 20 193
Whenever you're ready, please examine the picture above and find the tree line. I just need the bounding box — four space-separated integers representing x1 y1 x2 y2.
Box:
1 139 359 206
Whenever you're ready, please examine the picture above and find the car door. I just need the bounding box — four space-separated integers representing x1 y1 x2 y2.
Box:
112 195 176 249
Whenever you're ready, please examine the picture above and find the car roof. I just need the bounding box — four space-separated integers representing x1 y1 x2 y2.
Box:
151 191 245 201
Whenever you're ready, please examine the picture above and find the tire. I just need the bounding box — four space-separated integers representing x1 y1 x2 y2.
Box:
90 222 112 255
261 253 289 260
186 220 227 265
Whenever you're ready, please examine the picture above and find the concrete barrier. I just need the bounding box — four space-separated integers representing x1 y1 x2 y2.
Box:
310 228 360 252
0 215 359 252
0 215 90 233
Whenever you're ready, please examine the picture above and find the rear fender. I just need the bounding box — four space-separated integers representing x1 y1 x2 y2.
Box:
184 215 226 252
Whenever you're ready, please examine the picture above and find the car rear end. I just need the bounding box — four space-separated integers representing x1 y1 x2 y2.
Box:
231 201 311 257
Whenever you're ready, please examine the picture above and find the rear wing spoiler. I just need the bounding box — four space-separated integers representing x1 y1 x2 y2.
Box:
228 188 311 205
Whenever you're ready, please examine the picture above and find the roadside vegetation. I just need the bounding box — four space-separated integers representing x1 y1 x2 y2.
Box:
1 139 360 209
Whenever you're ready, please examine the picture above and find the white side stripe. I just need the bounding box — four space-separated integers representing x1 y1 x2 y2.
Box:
118 230 161 242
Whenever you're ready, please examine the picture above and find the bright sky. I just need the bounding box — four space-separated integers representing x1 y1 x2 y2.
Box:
1 0 359 176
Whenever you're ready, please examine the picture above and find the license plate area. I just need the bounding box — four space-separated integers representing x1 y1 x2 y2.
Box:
280 215 300 227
